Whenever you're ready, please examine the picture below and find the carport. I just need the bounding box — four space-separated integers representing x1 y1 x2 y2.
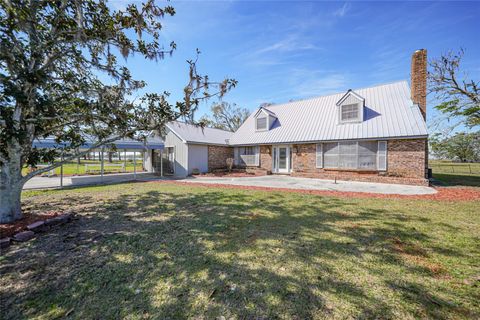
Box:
31 137 164 188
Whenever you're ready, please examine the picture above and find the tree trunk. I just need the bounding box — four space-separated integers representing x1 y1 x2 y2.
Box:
0 183 23 223
0 153 25 223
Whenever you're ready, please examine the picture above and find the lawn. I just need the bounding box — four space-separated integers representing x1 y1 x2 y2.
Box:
430 160 480 187
1 182 479 319
22 159 145 176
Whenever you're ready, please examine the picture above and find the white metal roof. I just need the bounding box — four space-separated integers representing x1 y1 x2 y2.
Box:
166 121 232 146
229 81 428 145
254 107 277 118
32 136 164 150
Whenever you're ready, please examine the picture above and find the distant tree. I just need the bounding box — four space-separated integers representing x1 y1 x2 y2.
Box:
0 0 236 222
429 49 479 128
259 102 274 108
200 102 249 132
430 132 480 162
107 151 114 163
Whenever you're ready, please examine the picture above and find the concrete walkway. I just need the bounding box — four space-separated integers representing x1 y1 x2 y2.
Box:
23 172 436 196
23 172 160 190
183 175 437 195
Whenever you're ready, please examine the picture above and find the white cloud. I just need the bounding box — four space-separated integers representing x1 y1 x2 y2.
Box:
253 35 318 55
291 72 348 97
234 33 321 67
333 2 351 18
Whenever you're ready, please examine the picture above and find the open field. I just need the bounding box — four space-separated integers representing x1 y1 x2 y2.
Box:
1 182 479 319
430 160 480 187
23 159 145 177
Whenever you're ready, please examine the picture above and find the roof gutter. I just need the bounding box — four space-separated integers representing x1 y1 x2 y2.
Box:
228 135 429 146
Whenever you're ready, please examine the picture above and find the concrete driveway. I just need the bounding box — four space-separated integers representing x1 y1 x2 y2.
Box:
23 172 160 190
183 175 437 195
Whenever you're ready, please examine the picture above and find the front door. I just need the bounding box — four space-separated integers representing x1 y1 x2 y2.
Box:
272 145 291 173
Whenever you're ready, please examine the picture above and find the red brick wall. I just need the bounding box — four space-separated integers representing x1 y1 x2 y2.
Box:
259 145 272 173
208 146 234 171
228 140 428 185
387 139 427 178
290 139 428 186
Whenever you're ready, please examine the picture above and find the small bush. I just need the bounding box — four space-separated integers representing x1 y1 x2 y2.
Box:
226 158 234 172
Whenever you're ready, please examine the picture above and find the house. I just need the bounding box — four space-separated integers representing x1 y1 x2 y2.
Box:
144 121 233 177
145 49 429 186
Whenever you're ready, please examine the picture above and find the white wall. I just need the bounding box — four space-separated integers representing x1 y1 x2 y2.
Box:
164 129 189 177
143 150 153 172
188 144 209 174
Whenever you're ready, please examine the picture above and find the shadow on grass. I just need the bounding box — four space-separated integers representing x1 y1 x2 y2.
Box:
2 187 476 319
432 173 480 188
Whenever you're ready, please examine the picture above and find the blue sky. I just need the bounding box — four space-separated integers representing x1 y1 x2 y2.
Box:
111 0 479 131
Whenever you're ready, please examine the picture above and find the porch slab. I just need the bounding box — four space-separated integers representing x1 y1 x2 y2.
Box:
23 172 159 190
183 175 437 195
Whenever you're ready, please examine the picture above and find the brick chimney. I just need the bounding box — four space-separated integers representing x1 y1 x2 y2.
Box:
411 49 427 120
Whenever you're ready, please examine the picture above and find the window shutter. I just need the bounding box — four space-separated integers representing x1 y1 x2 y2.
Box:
377 141 387 171
255 146 260 166
316 144 323 168
234 147 239 165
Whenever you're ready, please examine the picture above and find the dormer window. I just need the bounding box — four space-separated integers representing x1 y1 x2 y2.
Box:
336 90 365 124
254 107 277 132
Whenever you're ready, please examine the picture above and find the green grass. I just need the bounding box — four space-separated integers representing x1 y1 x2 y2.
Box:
430 160 480 187
1 183 479 319
23 159 145 176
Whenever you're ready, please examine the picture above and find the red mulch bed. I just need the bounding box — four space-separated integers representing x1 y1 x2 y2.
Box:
0 211 61 238
152 180 480 202
197 172 257 178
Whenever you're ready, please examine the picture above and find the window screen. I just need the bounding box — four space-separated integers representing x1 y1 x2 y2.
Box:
244 146 255 155
256 117 267 130
358 141 377 169
322 141 380 170
341 104 360 122
235 146 259 166
339 142 357 168
323 142 339 168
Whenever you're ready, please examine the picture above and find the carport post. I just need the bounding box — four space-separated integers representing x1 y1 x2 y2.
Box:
133 150 137 180
124 149 127 172
60 149 64 188
100 146 105 183
160 150 163 177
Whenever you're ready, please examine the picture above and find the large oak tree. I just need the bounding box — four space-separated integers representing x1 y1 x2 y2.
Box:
0 0 236 222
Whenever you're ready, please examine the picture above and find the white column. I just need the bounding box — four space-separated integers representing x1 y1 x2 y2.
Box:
100 147 104 183
60 150 64 188
160 150 163 177
124 149 127 172
133 151 137 180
